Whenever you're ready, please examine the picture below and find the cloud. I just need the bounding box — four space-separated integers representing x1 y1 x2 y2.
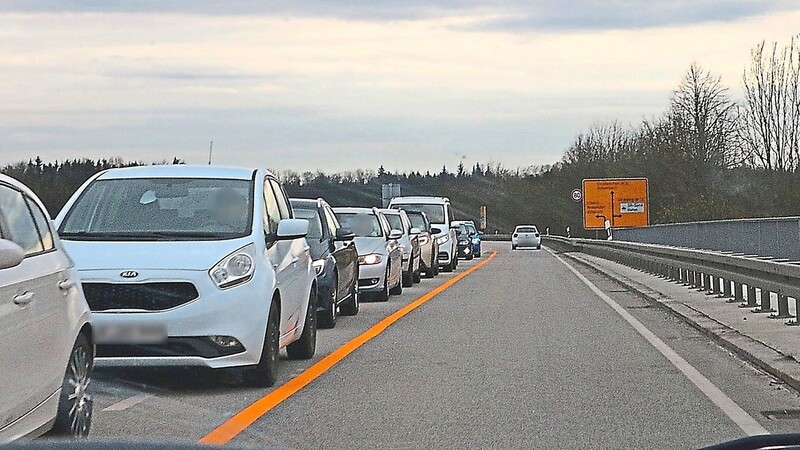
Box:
1 0 798 30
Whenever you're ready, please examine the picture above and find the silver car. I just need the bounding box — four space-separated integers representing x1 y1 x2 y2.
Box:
512 225 541 250
333 207 403 301
380 209 421 287
405 211 439 278
0 174 93 440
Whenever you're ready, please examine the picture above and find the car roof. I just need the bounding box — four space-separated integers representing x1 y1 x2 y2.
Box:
389 196 450 204
380 208 400 215
333 207 376 214
290 198 325 208
515 224 538 229
95 165 261 181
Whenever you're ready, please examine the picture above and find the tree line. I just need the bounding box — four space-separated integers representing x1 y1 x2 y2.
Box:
4 37 800 236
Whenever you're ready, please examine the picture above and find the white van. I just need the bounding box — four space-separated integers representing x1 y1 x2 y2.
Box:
388 196 458 272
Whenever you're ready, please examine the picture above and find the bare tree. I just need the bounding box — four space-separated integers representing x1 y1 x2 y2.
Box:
741 37 800 171
671 63 743 168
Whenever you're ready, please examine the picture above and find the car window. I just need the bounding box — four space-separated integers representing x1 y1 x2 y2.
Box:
384 213 405 233
517 227 538 233
268 179 291 219
59 177 254 239
0 185 44 255
407 213 427 231
335 212 382 237
263 181 282 235
446 204 453 224
293 207 323 240
25 196 54 251
392 204 445 224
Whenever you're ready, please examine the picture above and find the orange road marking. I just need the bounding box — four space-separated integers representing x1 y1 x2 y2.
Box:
199 251 497 445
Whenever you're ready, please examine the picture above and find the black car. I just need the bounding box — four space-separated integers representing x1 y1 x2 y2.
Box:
290 198 359 328
455 223 472 260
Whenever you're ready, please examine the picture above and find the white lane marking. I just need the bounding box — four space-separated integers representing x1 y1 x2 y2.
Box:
549 249 769 436
102 393 153 412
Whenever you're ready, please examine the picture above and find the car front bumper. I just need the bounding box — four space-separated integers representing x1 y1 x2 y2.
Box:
357 259 388 292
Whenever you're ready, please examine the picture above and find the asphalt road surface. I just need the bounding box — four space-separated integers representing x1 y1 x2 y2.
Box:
79 242 800 449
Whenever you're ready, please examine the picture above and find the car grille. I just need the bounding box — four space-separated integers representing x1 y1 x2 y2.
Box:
82 282 200 311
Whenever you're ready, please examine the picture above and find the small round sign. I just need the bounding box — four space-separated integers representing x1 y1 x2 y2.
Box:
571 189 582 203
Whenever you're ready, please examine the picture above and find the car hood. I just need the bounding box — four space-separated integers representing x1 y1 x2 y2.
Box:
353 237 387 255
61 239 252 271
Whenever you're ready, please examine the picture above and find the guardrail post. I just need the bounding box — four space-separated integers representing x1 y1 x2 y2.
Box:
728 281 743 304
787 297 800 326
753 288 776 314
704 274 714 294
769 293 793 319
740 285 758 308
721 277 732 298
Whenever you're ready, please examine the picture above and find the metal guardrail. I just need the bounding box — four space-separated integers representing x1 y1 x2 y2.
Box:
543 235 800 324
613 216 800 261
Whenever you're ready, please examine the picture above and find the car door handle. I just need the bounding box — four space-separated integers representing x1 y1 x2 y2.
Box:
13 291 34 306
58 279 76 292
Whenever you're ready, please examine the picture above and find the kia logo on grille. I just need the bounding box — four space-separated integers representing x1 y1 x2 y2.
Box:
120 271 139 278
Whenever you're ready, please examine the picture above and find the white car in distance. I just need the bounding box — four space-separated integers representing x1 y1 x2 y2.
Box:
512 225 541 250
0 174 93 441
55 165 317 387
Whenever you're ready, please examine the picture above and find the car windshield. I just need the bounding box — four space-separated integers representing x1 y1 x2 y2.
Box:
392 204 445 224
292 207 324 240
517 227 537 233
335 212 382 237
407 213 427 231
383 213 404 233
466 225 477 234
59 178 253 240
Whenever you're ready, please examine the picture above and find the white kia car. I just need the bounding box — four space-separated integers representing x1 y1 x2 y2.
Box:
0 174 93 441
55 165 316 387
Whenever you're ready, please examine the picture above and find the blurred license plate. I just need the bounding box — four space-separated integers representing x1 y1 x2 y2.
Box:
95 323 167 344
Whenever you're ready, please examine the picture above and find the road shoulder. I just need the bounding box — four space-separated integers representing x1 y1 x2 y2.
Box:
553 248 800 394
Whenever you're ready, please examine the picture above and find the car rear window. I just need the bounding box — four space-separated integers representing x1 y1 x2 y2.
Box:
391 203 445 224
516 227 538 233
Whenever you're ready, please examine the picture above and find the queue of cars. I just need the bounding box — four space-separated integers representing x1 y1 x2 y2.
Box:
0 165 487 442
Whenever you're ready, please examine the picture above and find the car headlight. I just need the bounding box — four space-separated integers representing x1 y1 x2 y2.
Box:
437 235 449 245
210 244 256 289
359 253 383 265
312 259 326 276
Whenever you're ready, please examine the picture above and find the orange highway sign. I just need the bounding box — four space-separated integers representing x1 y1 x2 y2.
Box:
582 178 649 229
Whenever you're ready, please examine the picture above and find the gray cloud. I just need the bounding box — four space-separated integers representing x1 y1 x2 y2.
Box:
2 0 797 30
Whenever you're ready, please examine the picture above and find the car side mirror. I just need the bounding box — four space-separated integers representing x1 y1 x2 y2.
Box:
388 229 403 240
335 228 355 241
409 227 422 235
430 227 441 234
276 219 309 240
0 239 24 270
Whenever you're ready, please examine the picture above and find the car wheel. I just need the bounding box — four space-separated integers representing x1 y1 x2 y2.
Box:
51 332 93 438
536 245 541 250
466 252 474 261
389 266 403 295
287 288 317 360
402 268 413 287
512 245 517 250
245 299 280 387
413 261 422 283
375 267 390 302
318 273 337 329
433 256 440 276
340 281 359 316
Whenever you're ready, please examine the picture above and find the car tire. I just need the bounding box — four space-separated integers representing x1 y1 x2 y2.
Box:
389 266 403 295
536 245 541 250
413 262 422 283
287 288 317 360
402 268 413 287
512 245 517 250
51 332 93 438
340 282 359 316
466 252 474 261
375 267 390 302
432 256 440 276
318 273 337 329
245 299 280 387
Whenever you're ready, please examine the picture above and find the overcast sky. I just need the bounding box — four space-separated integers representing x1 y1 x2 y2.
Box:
1 1 798 173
